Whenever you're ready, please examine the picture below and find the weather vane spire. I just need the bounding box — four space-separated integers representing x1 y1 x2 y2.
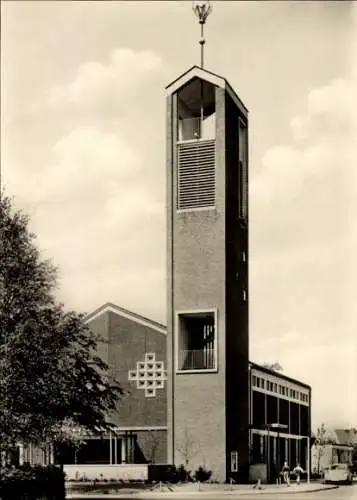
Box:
192 1 212 69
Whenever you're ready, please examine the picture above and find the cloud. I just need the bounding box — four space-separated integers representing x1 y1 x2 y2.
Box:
4 126 140 206
290 79 353 141
28 48 163 117
253 334 357 429
3 124 166 322
250 38 357 426
251 66 356 261
3 46 166 322
49 48 162 107
249 5 357 428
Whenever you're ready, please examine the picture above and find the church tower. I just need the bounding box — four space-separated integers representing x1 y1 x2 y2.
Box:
166 2 249 482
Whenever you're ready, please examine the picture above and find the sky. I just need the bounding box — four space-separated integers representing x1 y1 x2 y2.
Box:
1 1 356 431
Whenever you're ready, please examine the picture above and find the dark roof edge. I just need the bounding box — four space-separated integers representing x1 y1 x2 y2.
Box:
165 65 249 114
249 361 311 390
85 302 166 332
165 65 198 90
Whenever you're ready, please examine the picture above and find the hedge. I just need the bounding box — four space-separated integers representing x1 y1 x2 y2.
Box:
0 464 65 500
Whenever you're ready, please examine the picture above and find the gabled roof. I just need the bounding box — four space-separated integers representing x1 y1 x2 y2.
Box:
165 65 248 117
85 302 166 335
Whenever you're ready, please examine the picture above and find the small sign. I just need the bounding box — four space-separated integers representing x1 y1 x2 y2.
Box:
231 451 238 472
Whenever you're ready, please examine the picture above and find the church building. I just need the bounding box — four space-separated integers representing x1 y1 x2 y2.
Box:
53 302 311 484
21 4 312 483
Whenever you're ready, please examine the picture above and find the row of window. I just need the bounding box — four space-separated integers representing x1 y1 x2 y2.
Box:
252 375 309 403
250 433 308 467
251 391 310 435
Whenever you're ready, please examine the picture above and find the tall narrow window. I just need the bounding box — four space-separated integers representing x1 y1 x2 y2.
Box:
238 119 248 220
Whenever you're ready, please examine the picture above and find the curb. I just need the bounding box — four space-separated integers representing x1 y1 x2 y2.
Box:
66 484 340 499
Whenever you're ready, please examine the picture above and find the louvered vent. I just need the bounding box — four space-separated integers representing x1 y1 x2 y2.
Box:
177 139 215 210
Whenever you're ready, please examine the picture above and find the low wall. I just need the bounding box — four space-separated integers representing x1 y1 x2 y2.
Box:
249 463 267 483
63 464 148 481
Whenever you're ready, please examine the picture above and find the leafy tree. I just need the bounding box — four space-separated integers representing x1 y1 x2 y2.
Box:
0 194 122 457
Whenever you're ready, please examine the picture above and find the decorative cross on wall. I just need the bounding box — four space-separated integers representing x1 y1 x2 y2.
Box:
128 353 167 398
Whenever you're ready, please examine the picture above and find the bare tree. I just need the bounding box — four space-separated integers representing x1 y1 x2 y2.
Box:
176 427 198 468
314 423 335 475
145 430 161 464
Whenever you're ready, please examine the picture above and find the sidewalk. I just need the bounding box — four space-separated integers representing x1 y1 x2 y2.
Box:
66 481 339 499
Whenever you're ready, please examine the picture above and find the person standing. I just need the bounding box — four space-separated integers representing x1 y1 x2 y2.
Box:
281 461 290 486
293 463 304 485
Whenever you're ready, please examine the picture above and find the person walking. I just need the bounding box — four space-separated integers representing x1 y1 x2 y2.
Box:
293 463 304 485
281 461 290 486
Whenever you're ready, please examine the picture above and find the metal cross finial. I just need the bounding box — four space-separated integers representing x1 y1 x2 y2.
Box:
192 1 212 69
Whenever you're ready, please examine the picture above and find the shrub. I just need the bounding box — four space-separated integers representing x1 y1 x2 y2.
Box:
194 466 212 483
0 464 65 500
176 464 192 482
147 464 192 484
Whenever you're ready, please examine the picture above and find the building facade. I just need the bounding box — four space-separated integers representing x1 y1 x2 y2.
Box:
311 429 356 474
54 303 168 473
62 303 311 482
249 363 311 482
166 66 249 483
16 66 313 483
17 302 311 483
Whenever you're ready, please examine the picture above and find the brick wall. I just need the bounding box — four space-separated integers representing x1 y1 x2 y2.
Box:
167 85 228 482
136 429 167 464
87 310 167 429
167 79 250 482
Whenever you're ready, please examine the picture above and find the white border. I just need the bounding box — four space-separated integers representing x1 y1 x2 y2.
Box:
175 307 218 374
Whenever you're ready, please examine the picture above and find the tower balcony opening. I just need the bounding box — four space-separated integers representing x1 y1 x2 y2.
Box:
176 310 217 372
178 115 215 142
176 77 216 211
177 77 216 142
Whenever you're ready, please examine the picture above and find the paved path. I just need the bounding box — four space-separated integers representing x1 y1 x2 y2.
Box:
66 481 343 499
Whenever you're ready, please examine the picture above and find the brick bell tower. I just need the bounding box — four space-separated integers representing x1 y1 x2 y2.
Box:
166 1 249 483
